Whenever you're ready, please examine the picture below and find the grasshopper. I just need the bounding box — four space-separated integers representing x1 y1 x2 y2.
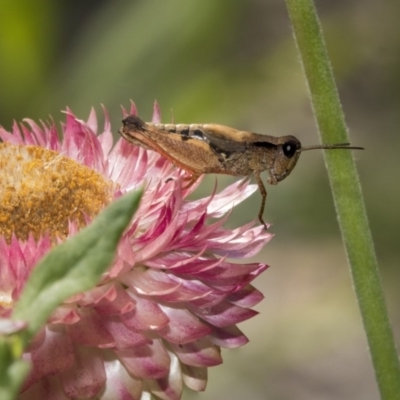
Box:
119 115 363 228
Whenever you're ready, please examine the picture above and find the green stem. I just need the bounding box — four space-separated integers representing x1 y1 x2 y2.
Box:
285 1 400 399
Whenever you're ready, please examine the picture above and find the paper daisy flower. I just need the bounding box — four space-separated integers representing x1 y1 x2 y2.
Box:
0 103 272 399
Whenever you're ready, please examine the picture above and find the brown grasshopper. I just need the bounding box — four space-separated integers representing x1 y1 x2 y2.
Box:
119 115 363 228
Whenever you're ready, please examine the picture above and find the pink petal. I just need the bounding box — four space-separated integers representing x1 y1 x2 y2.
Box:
189 301 258 327
80 283 136 316
152 100 161 124
103 358 143 400
78 283 117 306
147 352 183 400
146 251 224 273
130 101 138 116
60 345 106 398
181 364 207 392
120 294 169 331
23 326 74 390
0 122 23 143
49 306 80 324
86 107 98 134
116 339 170 379
211 325 249 348
182 261 267 289
122 269 182 297
169 337 222 367
20 376 70 400
133 211 180 262
66 308 115 348
155 279 213 303
197 178 257 217
62 110 106 171
104 315 151 349
227 285 265 308
157 306 212 344
95 288 136 316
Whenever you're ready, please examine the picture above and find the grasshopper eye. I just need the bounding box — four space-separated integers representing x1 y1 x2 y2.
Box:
282 140 298 158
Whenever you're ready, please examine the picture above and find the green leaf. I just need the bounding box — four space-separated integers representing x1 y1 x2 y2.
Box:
12 189 142 343
0 337 30 400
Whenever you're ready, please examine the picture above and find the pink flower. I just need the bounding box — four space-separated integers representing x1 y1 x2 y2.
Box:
0 103 272 399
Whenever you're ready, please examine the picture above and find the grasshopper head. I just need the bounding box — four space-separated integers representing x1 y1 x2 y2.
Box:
267 136 302 185
266 135 364 185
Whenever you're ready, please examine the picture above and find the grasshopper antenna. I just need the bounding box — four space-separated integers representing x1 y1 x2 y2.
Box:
302 143 364 151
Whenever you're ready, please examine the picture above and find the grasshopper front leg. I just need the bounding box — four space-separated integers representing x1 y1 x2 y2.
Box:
254 170 268 230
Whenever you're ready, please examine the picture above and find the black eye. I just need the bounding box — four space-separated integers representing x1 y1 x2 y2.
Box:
282 140 298 158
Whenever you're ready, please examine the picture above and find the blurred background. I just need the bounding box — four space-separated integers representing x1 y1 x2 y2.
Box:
1 1 398 399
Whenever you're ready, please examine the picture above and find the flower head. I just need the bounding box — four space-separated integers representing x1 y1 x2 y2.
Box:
0 103 272 399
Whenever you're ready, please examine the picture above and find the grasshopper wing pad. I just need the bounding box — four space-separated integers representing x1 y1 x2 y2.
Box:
126 124 224 174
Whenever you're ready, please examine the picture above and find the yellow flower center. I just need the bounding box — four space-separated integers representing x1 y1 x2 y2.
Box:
0 143 114 243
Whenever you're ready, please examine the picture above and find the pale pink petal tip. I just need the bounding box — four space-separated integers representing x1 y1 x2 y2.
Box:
86 108 98 133
152 100 161 123
129 100 138 116
100 104 111 133
121 101 138 118
120 105 129 117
